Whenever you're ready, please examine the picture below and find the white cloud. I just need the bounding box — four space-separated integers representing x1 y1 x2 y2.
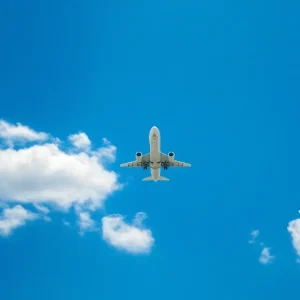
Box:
102 213 154 254
287 219 300 258
0 120 48 145
93 139 116 163
0 205 38 236
0 143 121 211
259 247 275 264
78 212 96 235
33 204 51 222
33 204 50 215
0 119 123 238
248 229 260 244
68 132 91 150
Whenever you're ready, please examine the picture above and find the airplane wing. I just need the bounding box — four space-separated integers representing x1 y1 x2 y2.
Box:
120 153 150 168
160 153 191 167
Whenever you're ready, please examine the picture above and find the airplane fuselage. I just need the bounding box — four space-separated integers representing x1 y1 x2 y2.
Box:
149 126 161 181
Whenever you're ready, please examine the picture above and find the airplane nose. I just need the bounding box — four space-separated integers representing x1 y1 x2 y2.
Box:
149 126 159 140
152 126 159 134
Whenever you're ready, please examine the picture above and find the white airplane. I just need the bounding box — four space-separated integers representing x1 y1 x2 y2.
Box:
120 126 191 181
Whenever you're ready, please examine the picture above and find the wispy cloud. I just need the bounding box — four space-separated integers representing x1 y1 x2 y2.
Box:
248 229 275 264
259 247 275 264
33 204 50 215
248 229 260 244
0 120 48 146
63 220 71 227
0 205 38 237
78 212 96 235
33 204 51 222
102 213 154 254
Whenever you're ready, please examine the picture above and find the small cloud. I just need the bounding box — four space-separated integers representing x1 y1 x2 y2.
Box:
33 204 51 222
0 120 48 146
133 212 147 227
0 205 38 237
44 216 51 222
94 143 116 163
68 132 91 150
33 204 50 215
78 212 96 235
63 220 71 227
248 229 260 244
259 247 275 264
102 212 154 254
287 218 300 260
102 138 110 145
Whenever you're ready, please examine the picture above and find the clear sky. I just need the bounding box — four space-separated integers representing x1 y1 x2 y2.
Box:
0 0 300 299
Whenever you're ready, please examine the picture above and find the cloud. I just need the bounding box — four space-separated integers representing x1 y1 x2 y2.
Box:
0 119 122 236
287 219 300 258
259 247 275 264
63 220 71 227
102 213 154 254
33 204 50 214
33 204 51 222
93 139 116 163
248 229 260 244
0 142 121 211
0 120 48 145
68 132 91 150
78 212 96 235
0 205 38 237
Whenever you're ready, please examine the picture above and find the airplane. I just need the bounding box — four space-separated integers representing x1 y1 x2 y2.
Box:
120 126 191 181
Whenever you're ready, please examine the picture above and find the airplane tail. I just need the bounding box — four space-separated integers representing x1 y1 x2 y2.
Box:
142 176 169 181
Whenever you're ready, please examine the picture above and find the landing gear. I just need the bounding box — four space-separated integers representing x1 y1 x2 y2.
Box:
161 162 169 170
142 162 149 170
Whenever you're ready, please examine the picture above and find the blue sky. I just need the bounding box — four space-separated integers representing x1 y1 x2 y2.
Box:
0 0 300 299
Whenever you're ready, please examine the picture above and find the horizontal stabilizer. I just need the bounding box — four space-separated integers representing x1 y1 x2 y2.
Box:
142 176 153 181
142 176 169 181
158 176 169 181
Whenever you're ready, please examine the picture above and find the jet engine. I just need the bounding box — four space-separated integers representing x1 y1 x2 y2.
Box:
136 152 142 163
168 152 175 162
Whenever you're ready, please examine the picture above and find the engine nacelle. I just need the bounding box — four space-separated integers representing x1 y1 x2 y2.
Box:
168 152 175 162
136 152 142 163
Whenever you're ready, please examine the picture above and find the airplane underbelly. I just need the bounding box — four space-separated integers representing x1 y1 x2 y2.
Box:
150 152 161 169
151 169 160 181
